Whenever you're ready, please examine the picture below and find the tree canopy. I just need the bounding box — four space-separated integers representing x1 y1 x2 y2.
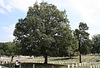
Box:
75 22 91 54
0 42 15 57
13 2 78 64
74 22 91 63
92 34 100 53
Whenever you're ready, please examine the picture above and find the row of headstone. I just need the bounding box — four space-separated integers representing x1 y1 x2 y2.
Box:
26 60 44 63
68 64 77 68
0 60 10 64
50 62 100 68
48 62 91 66
88 53 100 56
90 65 100 68
31 60 100 68
67 63 100 68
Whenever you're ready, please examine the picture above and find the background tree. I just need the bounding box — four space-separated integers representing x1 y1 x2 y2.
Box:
67 32 79 58
58 30 78 58
14 2 78 64
5 42 16 62
0 42 15 62
0 43 7 56
91 34 100 53
0 49 5 56
75 22 91 63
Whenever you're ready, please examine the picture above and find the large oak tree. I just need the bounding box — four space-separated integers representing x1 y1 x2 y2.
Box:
14 2 78 64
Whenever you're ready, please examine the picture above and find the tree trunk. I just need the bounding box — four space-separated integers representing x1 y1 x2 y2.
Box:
79 54 81 63
11 56 14 62
79 34 82 63
70 55 72 59
44 55 48 64
79 38 81 63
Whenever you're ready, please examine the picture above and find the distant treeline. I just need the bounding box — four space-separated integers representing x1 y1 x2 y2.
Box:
0 33 100 57
0 42 15 56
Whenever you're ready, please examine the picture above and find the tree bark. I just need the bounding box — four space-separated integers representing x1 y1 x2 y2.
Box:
79 36 81 63
79 54 81 63
11 56 14 62
44 55 48 64
70 55 72 59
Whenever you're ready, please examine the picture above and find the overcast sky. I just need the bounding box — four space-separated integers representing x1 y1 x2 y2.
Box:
0 0 100 42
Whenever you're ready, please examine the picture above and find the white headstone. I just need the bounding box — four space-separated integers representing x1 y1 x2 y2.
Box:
52 66 54 68
79 63 81 66
93 65 95 68
68 64 70 68
90 65 92 68
33 64 35 68
76 63 78 67
72 64 74 68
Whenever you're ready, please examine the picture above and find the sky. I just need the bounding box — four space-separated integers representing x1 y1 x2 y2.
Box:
0 0 100 42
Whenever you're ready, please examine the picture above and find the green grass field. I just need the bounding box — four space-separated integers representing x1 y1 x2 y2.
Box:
18 55 100 64
75 66 90 68
0 55 100 68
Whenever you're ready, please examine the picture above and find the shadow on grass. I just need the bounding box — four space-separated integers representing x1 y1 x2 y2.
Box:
0 63 13 68
96 60 100 62
50 57 78 61
22 63 67 68
1 63 68 68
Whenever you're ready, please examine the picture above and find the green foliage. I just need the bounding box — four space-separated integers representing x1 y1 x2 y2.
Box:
0 43 7 56
75 22 91 54
0 42 15 56
13 2 78 63
0 49 5 56
92 34 100 53
6 42 15 56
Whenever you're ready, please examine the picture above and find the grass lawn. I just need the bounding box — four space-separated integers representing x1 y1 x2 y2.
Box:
75 66 90 68
17 55 100 64
0 55 100 64
0 55 100 68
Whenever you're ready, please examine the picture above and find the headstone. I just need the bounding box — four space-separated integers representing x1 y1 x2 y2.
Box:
52 66 54 68
79 63 81 66
72 64 74 68
33 64 35 68
93 65 95 68
90 65 92 68
68 64 70 68
76 63 78 67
